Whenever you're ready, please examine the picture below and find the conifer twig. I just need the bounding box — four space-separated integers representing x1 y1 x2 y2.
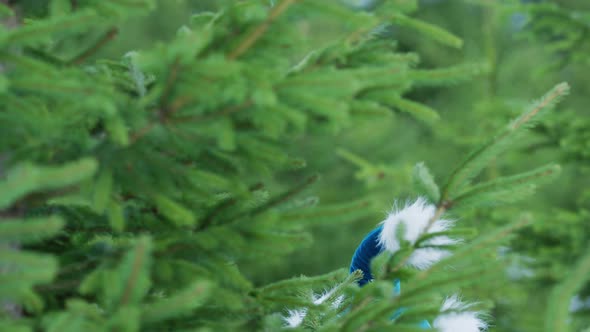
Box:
391 83 569 272
69 27 118 65
130 100 252 144
0 5 22 319
228 0 298 60
35 279 81 293
129 58 183 143
415 216 530 283
387 85 568 276
282 199 370 221
440 82 569 202
171 100 254 123
247 174 319 217
129 121 157 144
197 182 265 231
23 47 66 66
546 245 590 332
119 239 147 306
159 56 181 113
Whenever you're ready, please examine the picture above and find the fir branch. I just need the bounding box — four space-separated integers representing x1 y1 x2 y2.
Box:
408 63 490 86
546 247 590 332
129 121 157 144
400 263 502 305
413 162 440 203
3 10 100 46
228 0 298 60
0 216 63 243
169 176 322 257
391 12 463 49
130 69 247 145
260 295 319 308
511 83 569 129
340 296 376 331
170 100 254 123
0 5 21 319
440 82 569 202
197 197 237 231
129 58 183 143
385 156 540 273
69 27 119 65
23 47 66 67
56 258 99 277
282 199 370 222
417 216 531 281
141 280 212 324
159 56 181 112
198 182 265 231
119 238 148 306
248 174 319 217
451 164 561 207
258 269 347 294
35 279 81 293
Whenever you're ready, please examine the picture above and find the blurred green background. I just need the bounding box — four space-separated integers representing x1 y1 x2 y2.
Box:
76 0 590 330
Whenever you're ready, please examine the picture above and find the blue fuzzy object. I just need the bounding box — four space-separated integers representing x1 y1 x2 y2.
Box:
349 225 384 285
350 226 431 329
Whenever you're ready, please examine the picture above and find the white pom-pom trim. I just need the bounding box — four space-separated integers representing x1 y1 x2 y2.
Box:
379 197 458 269
434 294 488 332
284 308 307 328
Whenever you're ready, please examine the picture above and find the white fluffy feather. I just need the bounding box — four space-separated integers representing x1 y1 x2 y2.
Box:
312 287 337 305
284 309 307 328
378 197 457 269
433 295 488 332
283 286 344 328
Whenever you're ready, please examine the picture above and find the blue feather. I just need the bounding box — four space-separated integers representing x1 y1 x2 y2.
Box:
350 226 431 329
349 225 384 285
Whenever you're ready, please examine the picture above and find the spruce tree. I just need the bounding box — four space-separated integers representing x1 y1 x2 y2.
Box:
514 2 590 331
0 0 574 331
385 1 590 331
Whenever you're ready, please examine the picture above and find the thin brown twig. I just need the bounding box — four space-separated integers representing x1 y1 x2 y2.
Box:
228 0 298 60
129 59 185 144
70 27 118 65
159 56 181 112
248 174 319 217
171 100 253 124
510 83 568 130
166 96 194 117
129 120 158 144
119 240 146 305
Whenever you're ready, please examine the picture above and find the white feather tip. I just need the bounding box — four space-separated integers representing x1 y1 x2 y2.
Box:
434 295 488 332
378 197 457 269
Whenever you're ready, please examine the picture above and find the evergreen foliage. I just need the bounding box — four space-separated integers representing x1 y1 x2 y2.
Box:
381 1 590 331
517 2 590 331
0 0 586 331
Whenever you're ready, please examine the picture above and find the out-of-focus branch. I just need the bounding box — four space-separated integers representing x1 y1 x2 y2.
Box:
0 0 23 319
